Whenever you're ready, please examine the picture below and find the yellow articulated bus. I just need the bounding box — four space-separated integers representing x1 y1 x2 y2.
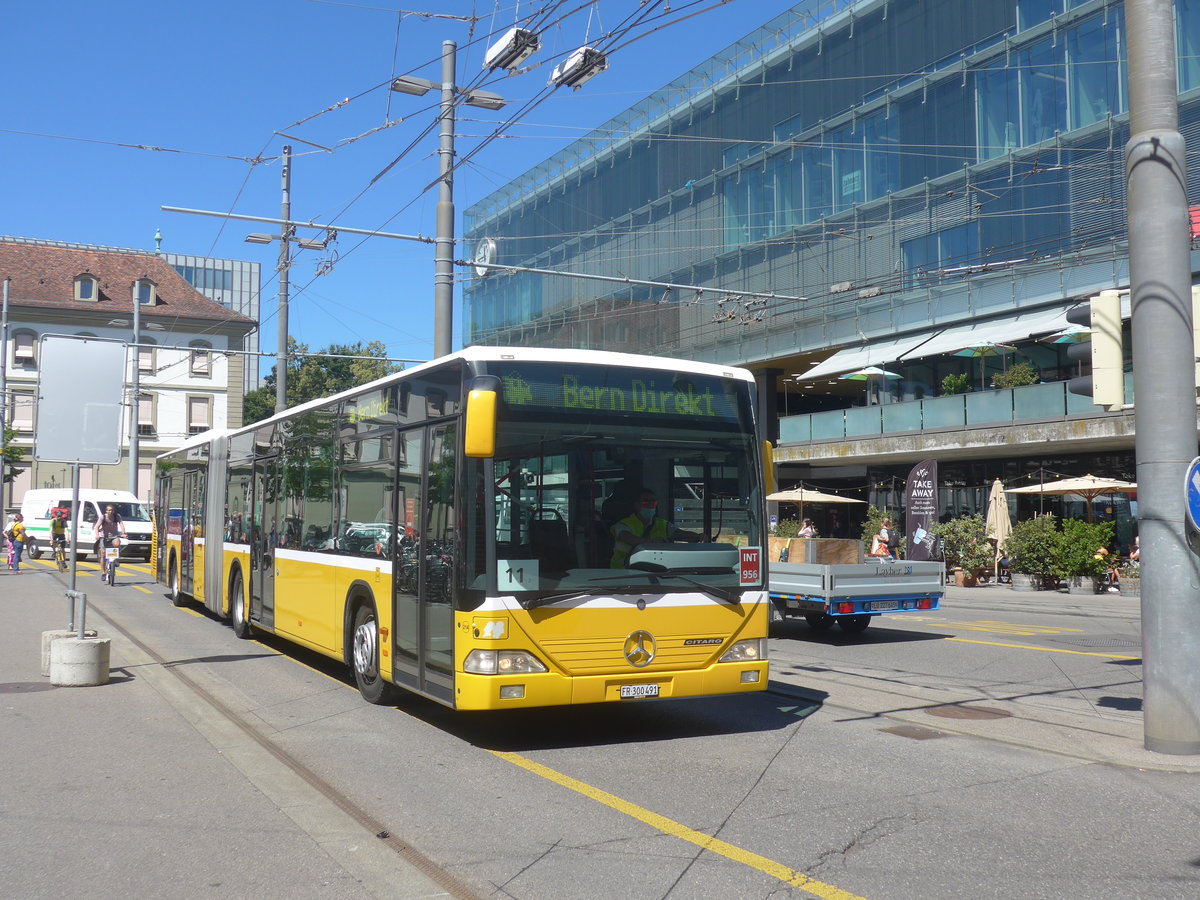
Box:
154 347 770 710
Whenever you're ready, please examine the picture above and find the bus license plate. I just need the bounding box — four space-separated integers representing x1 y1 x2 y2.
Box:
620 683 659 699
868 600 898 611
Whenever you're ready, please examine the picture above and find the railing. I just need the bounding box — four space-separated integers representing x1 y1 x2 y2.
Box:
780 379 1131 444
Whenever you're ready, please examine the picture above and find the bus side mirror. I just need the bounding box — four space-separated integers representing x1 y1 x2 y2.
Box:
465 376 502 458
761 440 776 495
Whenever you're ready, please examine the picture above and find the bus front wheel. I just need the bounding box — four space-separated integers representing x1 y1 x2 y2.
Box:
230 570 251 639
351 603 399 705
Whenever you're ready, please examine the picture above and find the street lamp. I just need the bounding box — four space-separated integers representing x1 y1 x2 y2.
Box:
390 41 507 359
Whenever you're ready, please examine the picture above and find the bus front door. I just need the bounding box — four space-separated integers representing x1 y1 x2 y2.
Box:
250 456 279 630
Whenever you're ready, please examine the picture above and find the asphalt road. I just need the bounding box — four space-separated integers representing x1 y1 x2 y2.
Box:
4 561 1199 900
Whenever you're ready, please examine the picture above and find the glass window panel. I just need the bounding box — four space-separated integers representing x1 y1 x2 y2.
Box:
1019 36 1067 145
976 64 1020 161
802 143 832 223
1017 0 1064 31
1178 0 1200 91
830 125 864 213
1069 15 1119 130
864 110 899 200
771 153 803 233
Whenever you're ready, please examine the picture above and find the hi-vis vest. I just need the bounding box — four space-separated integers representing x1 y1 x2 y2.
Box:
610 514 670 568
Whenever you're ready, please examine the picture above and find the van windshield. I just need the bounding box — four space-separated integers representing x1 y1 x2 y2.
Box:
105 503 151 522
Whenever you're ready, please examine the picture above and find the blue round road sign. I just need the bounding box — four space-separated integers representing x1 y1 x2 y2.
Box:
1185 457 1200 535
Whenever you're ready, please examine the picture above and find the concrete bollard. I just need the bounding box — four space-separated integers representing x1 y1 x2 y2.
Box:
41 630 97 677
49 637 111 686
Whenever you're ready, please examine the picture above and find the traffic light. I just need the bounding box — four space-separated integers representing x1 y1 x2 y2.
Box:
1066 290 1124 409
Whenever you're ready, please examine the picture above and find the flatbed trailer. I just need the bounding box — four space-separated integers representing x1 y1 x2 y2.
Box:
767 538 943 633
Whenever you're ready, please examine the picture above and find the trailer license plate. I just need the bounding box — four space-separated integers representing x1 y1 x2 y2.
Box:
620 683 659 699
868 600 899 611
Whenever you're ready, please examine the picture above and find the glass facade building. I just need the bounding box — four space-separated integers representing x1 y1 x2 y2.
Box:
163 253 262 391
463 0 1200 533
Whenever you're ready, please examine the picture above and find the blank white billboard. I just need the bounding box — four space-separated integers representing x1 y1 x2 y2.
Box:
35 335 126 464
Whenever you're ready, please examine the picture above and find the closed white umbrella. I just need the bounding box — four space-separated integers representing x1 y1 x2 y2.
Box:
985 478 1012 573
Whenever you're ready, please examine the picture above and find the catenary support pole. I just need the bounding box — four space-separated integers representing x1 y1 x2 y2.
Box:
276 144 292 414
128 282 141 496
433 41 457 359
1 278 9 513
1125 0 1200 755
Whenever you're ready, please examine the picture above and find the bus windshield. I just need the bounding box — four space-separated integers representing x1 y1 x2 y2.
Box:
473 361 763 604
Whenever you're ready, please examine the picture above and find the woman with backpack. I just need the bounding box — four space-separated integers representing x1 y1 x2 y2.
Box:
6 513 28 573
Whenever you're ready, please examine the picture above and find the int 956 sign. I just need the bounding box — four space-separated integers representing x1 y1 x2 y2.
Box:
739 547 762 586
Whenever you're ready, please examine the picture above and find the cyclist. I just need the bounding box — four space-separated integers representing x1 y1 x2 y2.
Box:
50 509 69 570
95 504 126 579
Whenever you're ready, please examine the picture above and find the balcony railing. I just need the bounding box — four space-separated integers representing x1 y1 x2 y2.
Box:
779 378 1132 444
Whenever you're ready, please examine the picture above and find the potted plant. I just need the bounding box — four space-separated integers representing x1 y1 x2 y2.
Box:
1118 560 1140 596
930 514 989 585
1052 518 1115 594
1004 514 1059 590
991 362 1039 389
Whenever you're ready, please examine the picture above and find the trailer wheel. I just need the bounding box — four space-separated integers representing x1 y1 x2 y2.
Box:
839 614 872 633
805 613 835 632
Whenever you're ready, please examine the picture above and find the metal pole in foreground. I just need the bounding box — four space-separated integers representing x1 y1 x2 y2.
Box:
1125 0 1200 755
276 144 293 414
433 41 457 359
128 285 141 496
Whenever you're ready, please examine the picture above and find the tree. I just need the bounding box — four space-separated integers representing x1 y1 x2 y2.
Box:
2 427 25 484
243 338 401 425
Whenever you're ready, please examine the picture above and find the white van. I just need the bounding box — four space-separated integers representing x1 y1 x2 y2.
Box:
20 489 153 562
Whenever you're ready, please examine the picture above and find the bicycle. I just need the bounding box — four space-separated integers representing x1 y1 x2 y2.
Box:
100 537 121 585
52 537 68 573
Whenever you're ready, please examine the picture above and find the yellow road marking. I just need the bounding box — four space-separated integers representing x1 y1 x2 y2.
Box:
927 620 1084 636
948 637 1139 660
132 585 153 594
491 750 867 900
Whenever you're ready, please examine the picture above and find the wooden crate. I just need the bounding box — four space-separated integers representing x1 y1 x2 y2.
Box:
786 538 862 565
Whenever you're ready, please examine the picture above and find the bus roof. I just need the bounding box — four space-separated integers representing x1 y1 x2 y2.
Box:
165 346 755 455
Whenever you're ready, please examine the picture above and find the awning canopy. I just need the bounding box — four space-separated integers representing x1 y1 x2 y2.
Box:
896 308 1071 361
797 304 1123 381
799 333 941 381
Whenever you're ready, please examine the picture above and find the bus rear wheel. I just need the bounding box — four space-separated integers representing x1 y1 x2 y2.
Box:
351 603 399 705
169 556 185 607
230 570 251 639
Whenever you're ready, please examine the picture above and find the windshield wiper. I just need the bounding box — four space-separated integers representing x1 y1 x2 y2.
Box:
626 562 740 604
523 591 590 610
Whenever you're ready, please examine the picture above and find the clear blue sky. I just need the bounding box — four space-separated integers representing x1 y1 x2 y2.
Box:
2 0 798 375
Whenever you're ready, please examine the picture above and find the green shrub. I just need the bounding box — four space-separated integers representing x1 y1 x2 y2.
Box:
930 514 991 571
1052 518 1115 581
991 362 1039 389
941 373 971 395
1004 514 1059 578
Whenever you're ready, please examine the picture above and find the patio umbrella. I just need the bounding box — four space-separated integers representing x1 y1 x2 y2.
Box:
984 478 1012 571
839 366 901 404
1041 324 1090 344
766 487 866 520
954 342 1016 390
1006 473 1137 522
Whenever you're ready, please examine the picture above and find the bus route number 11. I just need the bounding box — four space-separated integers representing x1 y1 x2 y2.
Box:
498 559 540 592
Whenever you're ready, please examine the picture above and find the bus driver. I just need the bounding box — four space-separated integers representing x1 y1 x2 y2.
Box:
609 489 704 568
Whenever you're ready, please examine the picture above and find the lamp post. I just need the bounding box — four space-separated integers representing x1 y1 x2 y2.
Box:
391 41 506 358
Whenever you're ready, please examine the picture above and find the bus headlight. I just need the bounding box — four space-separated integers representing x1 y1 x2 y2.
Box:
719 639 767 663
464 649 549 675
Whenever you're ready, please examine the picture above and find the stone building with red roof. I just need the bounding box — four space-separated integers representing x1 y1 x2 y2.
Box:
1 237 256 504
